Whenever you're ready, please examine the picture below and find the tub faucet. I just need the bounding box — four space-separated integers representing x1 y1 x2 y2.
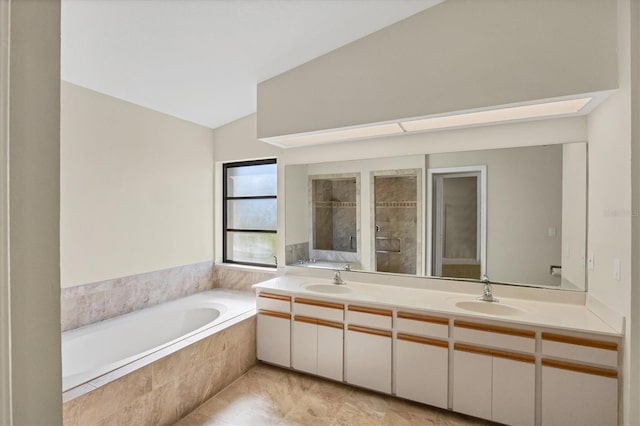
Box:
477 274 499 302
333 270 346 285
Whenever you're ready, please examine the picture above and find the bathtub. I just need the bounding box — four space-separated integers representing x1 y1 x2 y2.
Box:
62 289 256 392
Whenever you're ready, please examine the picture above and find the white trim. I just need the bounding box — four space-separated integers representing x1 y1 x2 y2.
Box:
426 165 487 278
0 0 11 423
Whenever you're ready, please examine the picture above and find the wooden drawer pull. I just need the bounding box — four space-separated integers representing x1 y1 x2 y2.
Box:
294 316 343 330
454 320 535 338
348 305 392 317
295 298 344 310
398 312 448 325
317 319 344 330
258 309 291 320
454 343 535 364
398 333 448 348
258 293 291 302
348 325 392 338
542 333 618 351
542 358 618 378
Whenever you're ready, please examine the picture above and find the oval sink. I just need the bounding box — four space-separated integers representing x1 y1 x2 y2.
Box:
455 300 524 316
303 283 353 294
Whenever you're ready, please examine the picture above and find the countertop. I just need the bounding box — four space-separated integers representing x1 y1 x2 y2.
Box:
253 275 621 338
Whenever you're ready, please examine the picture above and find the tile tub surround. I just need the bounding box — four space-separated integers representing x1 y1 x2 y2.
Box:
63 315 257 426
212 265 278 292
177 363 495 425
61 261 215 331
285 241 309 265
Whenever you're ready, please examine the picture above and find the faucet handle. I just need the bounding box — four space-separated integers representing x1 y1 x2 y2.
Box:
481 274 490 284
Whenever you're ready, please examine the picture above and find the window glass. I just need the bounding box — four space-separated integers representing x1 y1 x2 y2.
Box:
223 159 277 267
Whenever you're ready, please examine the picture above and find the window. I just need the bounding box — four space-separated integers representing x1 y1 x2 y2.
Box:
223 159 277 267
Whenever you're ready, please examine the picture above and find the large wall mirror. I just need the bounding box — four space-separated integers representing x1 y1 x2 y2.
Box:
285 143 587 291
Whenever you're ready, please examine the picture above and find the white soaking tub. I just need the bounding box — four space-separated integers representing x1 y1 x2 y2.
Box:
62 289 256 392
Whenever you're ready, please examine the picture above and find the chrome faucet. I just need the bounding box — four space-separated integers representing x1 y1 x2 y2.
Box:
477 274 499 302
333 270 346 285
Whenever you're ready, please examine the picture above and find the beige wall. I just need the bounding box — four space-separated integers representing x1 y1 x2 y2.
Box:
8 0 62 423
258 0 617 139
61 82 214 287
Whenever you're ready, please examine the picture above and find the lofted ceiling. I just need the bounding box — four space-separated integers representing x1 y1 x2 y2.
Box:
61 0 443 129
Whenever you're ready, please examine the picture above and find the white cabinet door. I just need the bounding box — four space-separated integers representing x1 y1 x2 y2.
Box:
292 319 317 374
317 323 343 381
345 327 392 393
257 312 291 367
452 349 492 420
396 337 448 409
542 364 618 426
492 357 535 426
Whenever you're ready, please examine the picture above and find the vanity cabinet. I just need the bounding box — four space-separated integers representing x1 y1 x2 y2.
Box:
452 321 536 426
256 293 291 368
541 333 619 426
396 334 448 408
345 325 392 393
395 312 449 408
253 283 622 426
345 304 393 393
257 310 291 367
292 298 344 381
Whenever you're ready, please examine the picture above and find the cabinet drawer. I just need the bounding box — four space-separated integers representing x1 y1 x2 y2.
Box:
294 298 344 322
542 360 618 426
541 333 618 367
347 305 392 329
454 320 535 353
257 292 291 313
397 312 448 339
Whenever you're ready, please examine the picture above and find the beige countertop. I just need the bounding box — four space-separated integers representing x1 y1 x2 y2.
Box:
253 274 621 338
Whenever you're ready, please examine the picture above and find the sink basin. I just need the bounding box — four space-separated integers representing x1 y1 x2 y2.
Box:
303 283 353 294
455 300 524 316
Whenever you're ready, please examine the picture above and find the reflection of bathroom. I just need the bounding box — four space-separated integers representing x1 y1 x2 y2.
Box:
374 175 418 274
434 174 480 279
312 178 357 252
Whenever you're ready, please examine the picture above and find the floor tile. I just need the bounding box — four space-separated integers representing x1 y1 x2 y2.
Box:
177 364 497 426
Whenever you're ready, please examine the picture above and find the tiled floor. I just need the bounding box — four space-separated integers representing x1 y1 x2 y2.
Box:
177 363 496 425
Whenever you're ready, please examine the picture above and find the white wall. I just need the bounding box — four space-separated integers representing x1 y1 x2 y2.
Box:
258 0 617 138
61 82 214 287
8 0 62 423
561 143 588 289
586 1 634 422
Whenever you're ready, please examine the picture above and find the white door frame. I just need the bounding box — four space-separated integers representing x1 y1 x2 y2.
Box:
0 0 11 423
426 165 487 278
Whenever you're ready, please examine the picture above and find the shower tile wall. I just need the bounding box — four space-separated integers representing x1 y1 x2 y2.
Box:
61 261 215 332
375 176 417 274
313 179 356 252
